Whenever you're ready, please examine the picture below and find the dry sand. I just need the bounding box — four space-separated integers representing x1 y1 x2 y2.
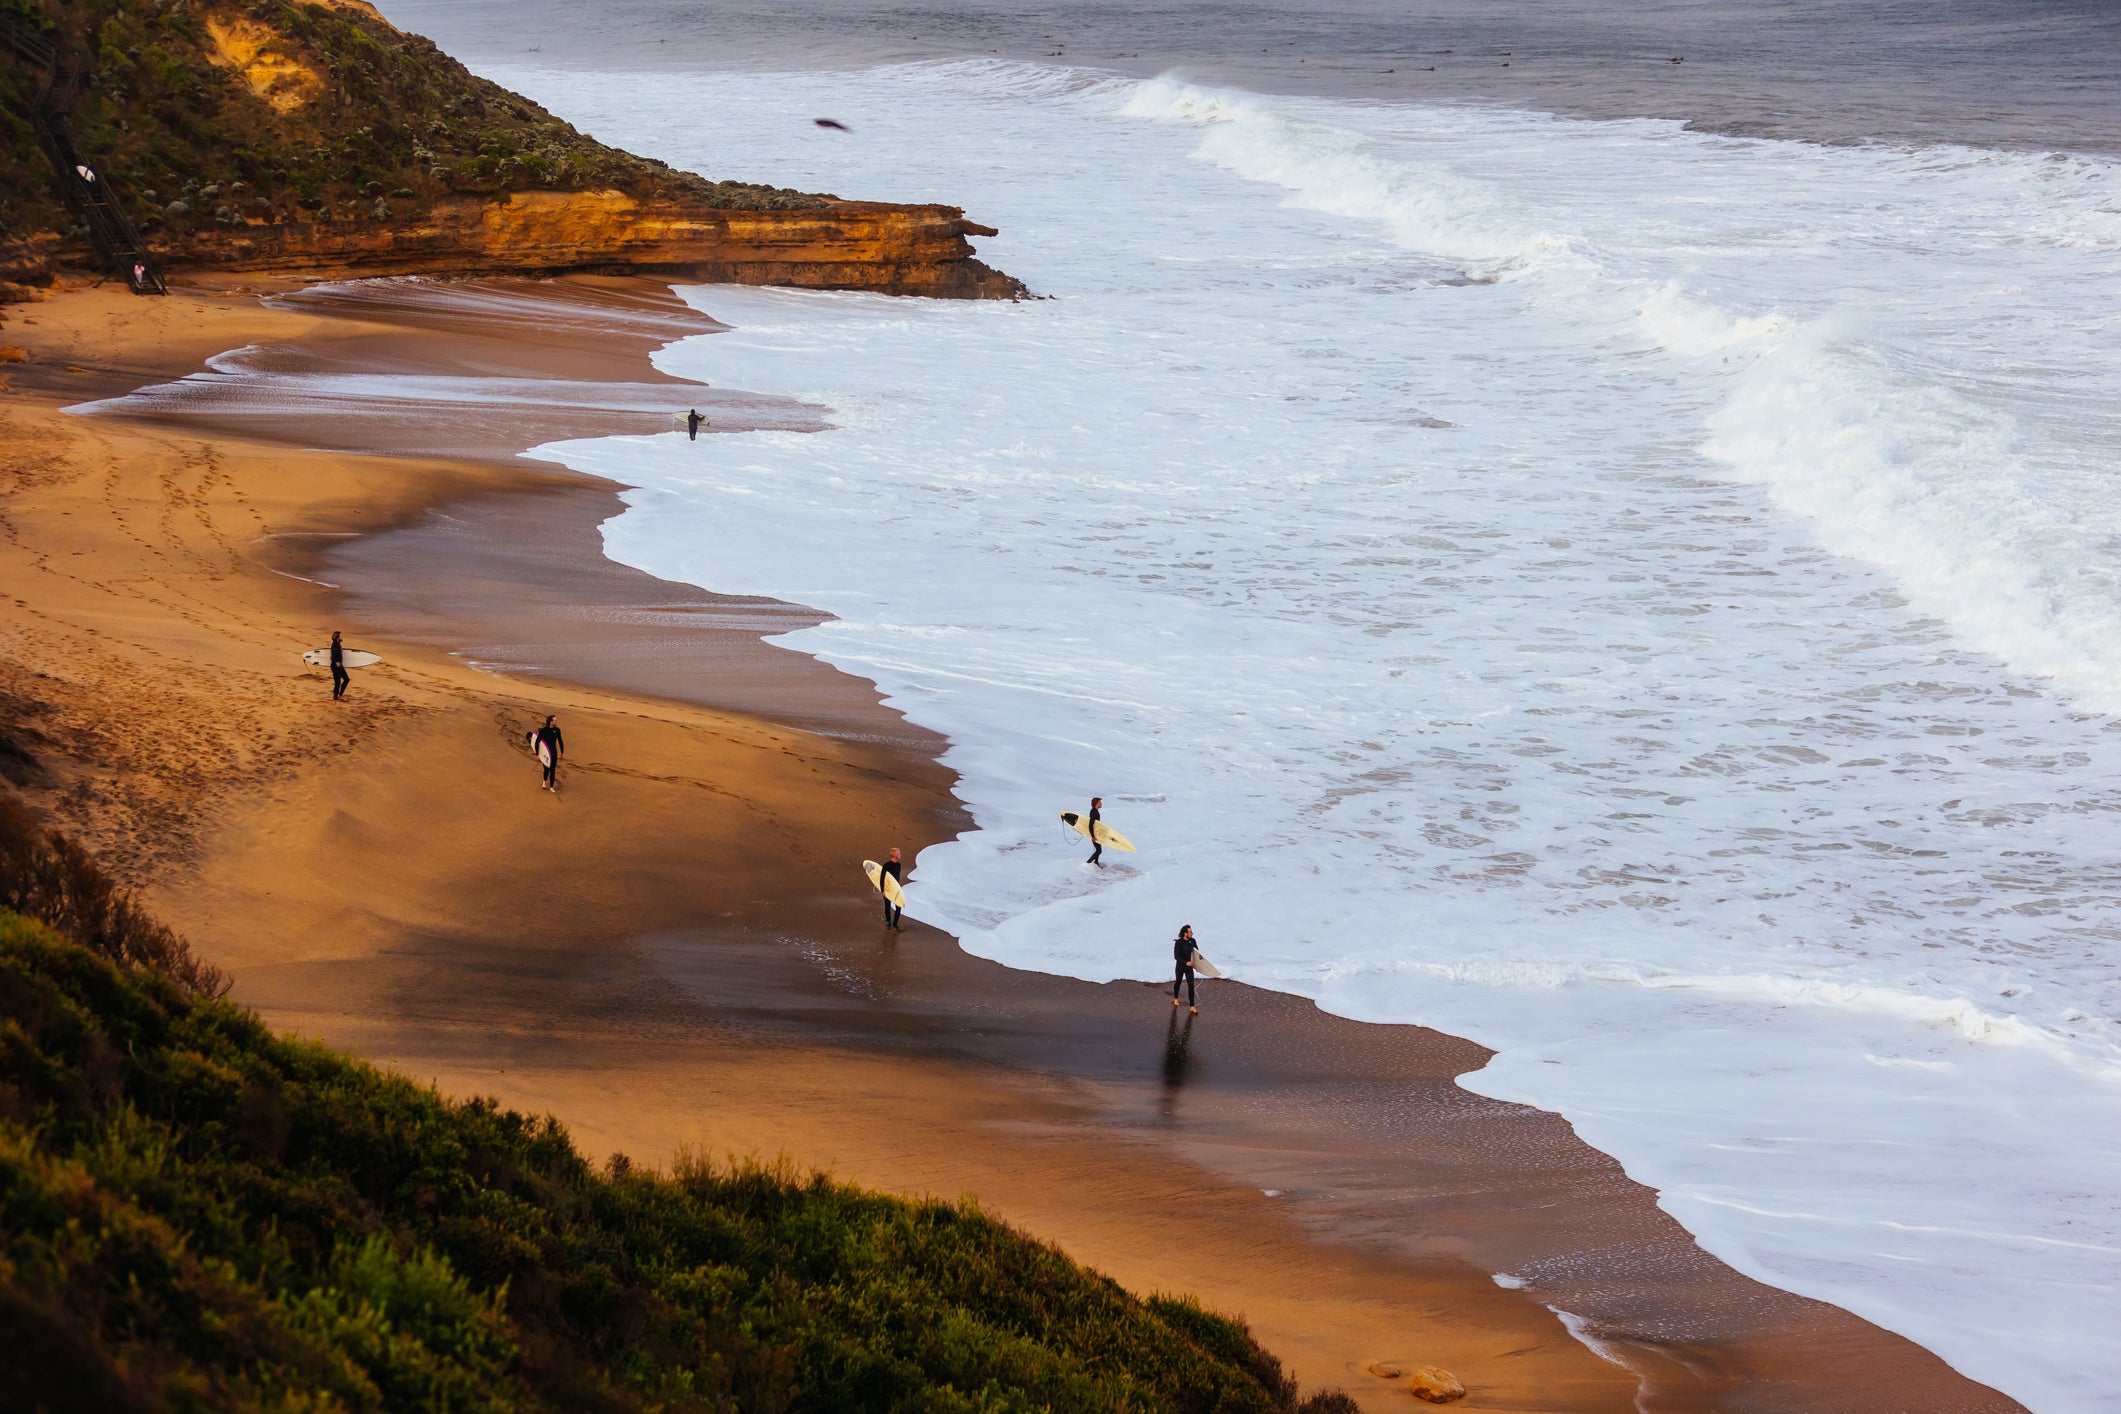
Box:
0 275 2022 1412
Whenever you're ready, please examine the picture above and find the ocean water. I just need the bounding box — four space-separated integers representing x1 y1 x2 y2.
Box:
393 0 2121 154
477 58 2121 1408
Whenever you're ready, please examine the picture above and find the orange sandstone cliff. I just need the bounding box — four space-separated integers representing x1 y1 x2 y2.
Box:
140 191 1022 297
0 0 1025 299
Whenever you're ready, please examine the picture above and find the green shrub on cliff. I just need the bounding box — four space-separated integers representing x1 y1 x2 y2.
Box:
0 1 56 261
0 0 824 261
0 813 1358 1412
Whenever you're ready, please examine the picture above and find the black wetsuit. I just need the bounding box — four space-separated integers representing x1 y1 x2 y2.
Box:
1086 804 1103 866
880 857 903 928
687 410 704 441
532 724 564 788
1173 933 1199 1007
329 639 349 700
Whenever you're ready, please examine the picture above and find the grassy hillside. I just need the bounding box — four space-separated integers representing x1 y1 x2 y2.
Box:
0 801 1356 1412
0 0 822 261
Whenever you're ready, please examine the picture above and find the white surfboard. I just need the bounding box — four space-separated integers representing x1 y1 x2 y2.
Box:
302 647 381 668
1060 811 1136 853
862 860 907 909
673 410 710 432
1190 952 1223 979
534 738 554 770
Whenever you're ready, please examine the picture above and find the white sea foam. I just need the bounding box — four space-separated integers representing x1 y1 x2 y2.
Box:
480 59 2120 1410
77 343 687 414
1549 1305 1652 1410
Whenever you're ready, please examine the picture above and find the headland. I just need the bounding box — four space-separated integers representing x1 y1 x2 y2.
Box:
1 0 1022 300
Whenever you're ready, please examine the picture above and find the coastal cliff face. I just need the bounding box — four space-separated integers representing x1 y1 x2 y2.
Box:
126 190 1023 297
0 0 1024 299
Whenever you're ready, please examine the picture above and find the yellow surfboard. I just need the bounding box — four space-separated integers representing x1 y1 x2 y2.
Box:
1060 811 1136 853
862 860 907 908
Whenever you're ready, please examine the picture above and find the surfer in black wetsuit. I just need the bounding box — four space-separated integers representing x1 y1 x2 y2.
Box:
328 630 350 701
881 847 904 929
529 715 564 792
1172 925 1200 1013
1086 796 1105 867
686 408 705 441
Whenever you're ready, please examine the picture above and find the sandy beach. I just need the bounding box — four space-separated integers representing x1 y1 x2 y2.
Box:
0 276 2023 1412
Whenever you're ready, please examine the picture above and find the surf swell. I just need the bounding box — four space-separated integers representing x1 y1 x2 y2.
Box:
481 57 2120 1412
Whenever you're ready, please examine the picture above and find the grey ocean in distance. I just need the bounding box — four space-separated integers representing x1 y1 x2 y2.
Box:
393 0 2119 154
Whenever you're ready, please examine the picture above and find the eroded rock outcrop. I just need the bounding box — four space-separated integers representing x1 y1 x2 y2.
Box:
1 0 1025 300
139 189 1023 297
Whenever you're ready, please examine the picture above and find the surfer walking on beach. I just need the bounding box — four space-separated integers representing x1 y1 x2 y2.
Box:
1172 925 1200 1014
328 630 350 702
880 847 904 929
686 408 705 441
1086 797 1105 867
528 714 565 793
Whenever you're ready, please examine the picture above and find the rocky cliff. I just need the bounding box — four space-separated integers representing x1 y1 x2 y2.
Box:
0 0 1024 299
47 190 1022 297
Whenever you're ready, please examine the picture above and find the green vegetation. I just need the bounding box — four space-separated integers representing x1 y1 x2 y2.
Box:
0 799 1357 1412
0 2 56 265
1 0 824 263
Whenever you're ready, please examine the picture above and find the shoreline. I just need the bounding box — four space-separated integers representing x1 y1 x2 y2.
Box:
0 275 2020 1411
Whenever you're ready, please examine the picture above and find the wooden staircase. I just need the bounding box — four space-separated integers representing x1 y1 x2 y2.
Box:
3 12 168 295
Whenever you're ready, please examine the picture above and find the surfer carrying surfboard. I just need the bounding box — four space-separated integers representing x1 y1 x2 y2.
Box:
1173 925 1201 1014
1060 806 1134 858
529 714 565 793
880 847 905 929
328 631 349 701
686 409 706 441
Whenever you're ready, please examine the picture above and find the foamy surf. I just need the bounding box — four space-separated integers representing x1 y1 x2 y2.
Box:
479 58 2119 1411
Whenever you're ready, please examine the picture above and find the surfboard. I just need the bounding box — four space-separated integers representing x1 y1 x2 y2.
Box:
1190 953 1223 979
1060 811 1136 853
302 648 381 668
534 738 554 770
862 860 907 909
672 410 709 432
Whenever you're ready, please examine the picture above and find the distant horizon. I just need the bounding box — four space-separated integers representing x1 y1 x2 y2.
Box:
385 0 2121 155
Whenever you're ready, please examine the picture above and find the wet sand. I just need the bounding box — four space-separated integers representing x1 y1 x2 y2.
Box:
0 275 2021 1411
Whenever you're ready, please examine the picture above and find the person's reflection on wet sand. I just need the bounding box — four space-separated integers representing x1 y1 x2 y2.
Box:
1160 1005 1195 1117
